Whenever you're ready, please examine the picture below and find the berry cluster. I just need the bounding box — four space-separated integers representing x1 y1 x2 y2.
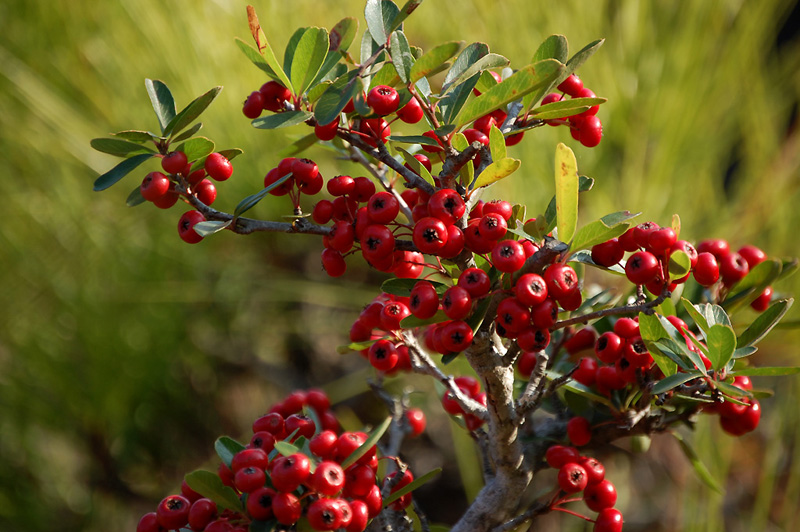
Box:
545 445 622 532
135 389 417 532
540 74 604 147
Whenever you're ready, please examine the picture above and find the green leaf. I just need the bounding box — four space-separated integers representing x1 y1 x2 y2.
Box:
672 433 724 495
532 34 569 64
315 69 361 126
400 310 450 329
234 174 292 218
530 97 607 120
389 0 424 34
218 148 244 162
215 436 245 469
381 277 449 297
390 30 414 83
145 79 176 134
365 0 399 45
279 133 320 158
396 147 435 187
369 61 401 89
176 136 215 163
560 39 605 85
126 186 146 207
341 416 391 469
729 366 800 377
184 470 243 512
442 53 509 94
171 122 204 144
440 74 480 126
681 298 709 333
193 220 232 237
737 298 793 347
330 17 359 53
93 153 155 191
457 59 564 127
560 379 614 407
283 28 305 81
706 324 737 371
112 130 158 143
383 468 442 506
336 339 379 355
716 381 752 400
252 28 293 90
732 346 758 359
724 259 782 311
442 42 489 92
555 143 579 244
569 210 640 252
90 138 155 157
410 41 462 83
388 135 440 146
472 157 520 189
652 371 703 395
489 124 506 163
638 312 678 376
671 213 681 238
165 86 222 138
567 249 626 275
252 111 313 130
288 27 329 95
274 441 301 457
669 250 692 280
235 38 280 80
307 81 331 104
473 69 500 94
655 338 705 374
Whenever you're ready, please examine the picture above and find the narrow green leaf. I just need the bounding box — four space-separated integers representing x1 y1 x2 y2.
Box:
381 277 449 297
671 213 681 238
283 28 305 82
145 79 176 134
724 259 782 311
215 437 246 469
638 312 678 376
383 468 442 506
369 61 401 89
681 298 710 333
410 41 462 83
235 38 280 79
457 59 564 127
560 39 605 85
489 124 506 163
388 135 440 147
389 0 424 34
252 111 313 130
555 143 579 244
176 136 215 163
112 130 158 143
315 69 361 127
289 27 329 95
193 220 232 237
716 381 752 400
165 86 222 138
472 157 520 189
234 174 292 219
672 433 724 495
655 338 705 374
442 42 489 90
440 74 480 126
737 298 793 347
532 34 569 64
341 416 391 469
442 53 509 94
652 371 703 395
729 366 800 377
126 186 146 207
307 81 332 104
365 0 399 45
390 30 414 84
567 249 626 275
561 379 614 407
336 339 379 355
274 441 301 457
530 97 607 120
217 148 244 162
395 146 435 187
254 30 293 91
279 133 320 158
400 310 450 329
703 303 732 329
184 470 243 512
93 153 155 191
90 138 155 157
569 211 638 252
171 122 204 144
669 250 692 280
330 17 359 53
732 346 758 359
706 324 737 371
778 257 799 282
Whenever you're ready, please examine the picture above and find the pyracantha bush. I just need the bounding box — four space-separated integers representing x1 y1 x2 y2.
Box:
92 2 798 531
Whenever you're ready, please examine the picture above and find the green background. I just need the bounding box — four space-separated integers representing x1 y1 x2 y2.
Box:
1 1 799 531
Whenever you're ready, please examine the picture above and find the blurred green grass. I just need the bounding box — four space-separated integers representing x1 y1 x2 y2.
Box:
1 1 799 531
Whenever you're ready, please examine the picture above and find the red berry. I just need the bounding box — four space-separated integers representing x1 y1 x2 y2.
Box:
595 332 624 364
594 508 624 532
496 298 531 334
751 286 773 312
309 430 338 459
566 416 592 446
577 456 605 485
141 171 171 202
188 498 217 530
369 339 399 372
719 251 750 287
693 252 720 286
671 240 699 268
483 200 513 221
367 191 400 224
315 116 340 141
243 90 264 118
421 130 445 153
492 240 526 273
156 495 191 530
442 286 472 320
440 320 474 352
575 115 603 147
346 500 370 532
558 462 589 493
177 210 206 244
573 357 598 387
162 151 188 175
361 224 396 261
648 227 677 252
367 85 400 116
544 263 580 300
252 413 285 438
584 479 617 512
429 189 466 225
234 466 266 493
311 461 346 496
479 212 508 241
517 327 550 352
439 225 466 258
204 153 233 181
380 300 410 330
697 239 730 259
136 513 163 532
515 273 549 306
358 118 391 146
232 448 269 472
591 238 624 267
530 299 558 329
193 178 217 205
260 81 292 112
613 317 640 338
458 267 491 297
270 453 311 492
545 445 580 468
738 244 767 268
406 407 426 437
272 492 302 525
413 217 449 254
245 487 275 521
397 97 424 123
625 251 660 285
557 74 583 97
249 431 276 453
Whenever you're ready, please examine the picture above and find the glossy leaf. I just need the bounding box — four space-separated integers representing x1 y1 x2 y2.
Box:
370 61 401 89
215 436 246 469
532 34 569 64
381 277 449 297
193 220 232 238
472 157 521 189
569 210 639 252
716 381 751 400
235 38 280 79
737 298 793 347
340 416 391 469
90 138 155 157
184 470 243 512
681 298 709 333
652 371 703 395
165 86 222 138
283 28 305 80
112 130 158 143
396 147 435 187
126 186 146 207
723 259 782 311
389 0 424 34
315 69 361 126
383 468 442 506
706 324 737 371
560 39 605 85
234 174 292 218
732 346 758 359
655 337 705 374
274 441 301 457
145 79 176 134
336 339 379 355
638 312 678 376
400 311 450 329
171 122 204 144
218 148 244 161
388 135 440 147
442 53 509 94
442 42 489 92
252 111 313 130
530 97 607 120
390 30 414 83
330 17 359 53
410 41 462 83
560 379 614 407
93 153 155 191
489 124 506 162
457 59 564 127
729 366 800 377
672 433 724 495
177 136 214 163
567 249 626 275
440 74 480 126
247 6 293 90
555 143 579 244
279 133 320 158
365 0 399 45
668 250 692 280
288 27 329 95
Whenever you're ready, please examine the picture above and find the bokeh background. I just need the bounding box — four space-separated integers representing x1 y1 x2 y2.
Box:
2 1 800 531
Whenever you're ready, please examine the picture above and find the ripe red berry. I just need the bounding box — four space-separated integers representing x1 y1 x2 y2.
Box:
492 240 526 273
177 210 206 244
584 479 618 512
421 130 445 153
719 251 750 287
311 460 346 496
406 407 426 437
358 117 391 146
573 114 603 147
315 116 340 141
367 85 400 116
738 244 767 268
361 224 396 262
558 462 589 493
515 273 548 307
380 300 410 330
271 453 311 492
557 74 583 97
530 299 558 329
204 152 233 181
136 512 162 532
458 267 491 297
516 327 550 352
428 189 466 225
483 200 513 221
346 500 370 532
544 263 580 300
188 498 217 530
479 212 508 241
156 494 191 530
260 81 292 112
161 151 188 175
232 448 269 473
442 286 472 320
369 339 399 372
625 250 660 285
648 227 677 252
496 297 531 334
595 332 624 363
573 357 598 387
141 171 171 202
577 456 605 485
245 487 275 521
566 416 592 446
545 444 580 468
591 238 624 267
397 96 424 123
193 178 217 205
272 492 302 525
594 508 624 532
697 238 730 259
693 252 720 286
367 191 400 224
234 466 266 493
440 320 474 352
751 286 773 312
413 217 449 254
